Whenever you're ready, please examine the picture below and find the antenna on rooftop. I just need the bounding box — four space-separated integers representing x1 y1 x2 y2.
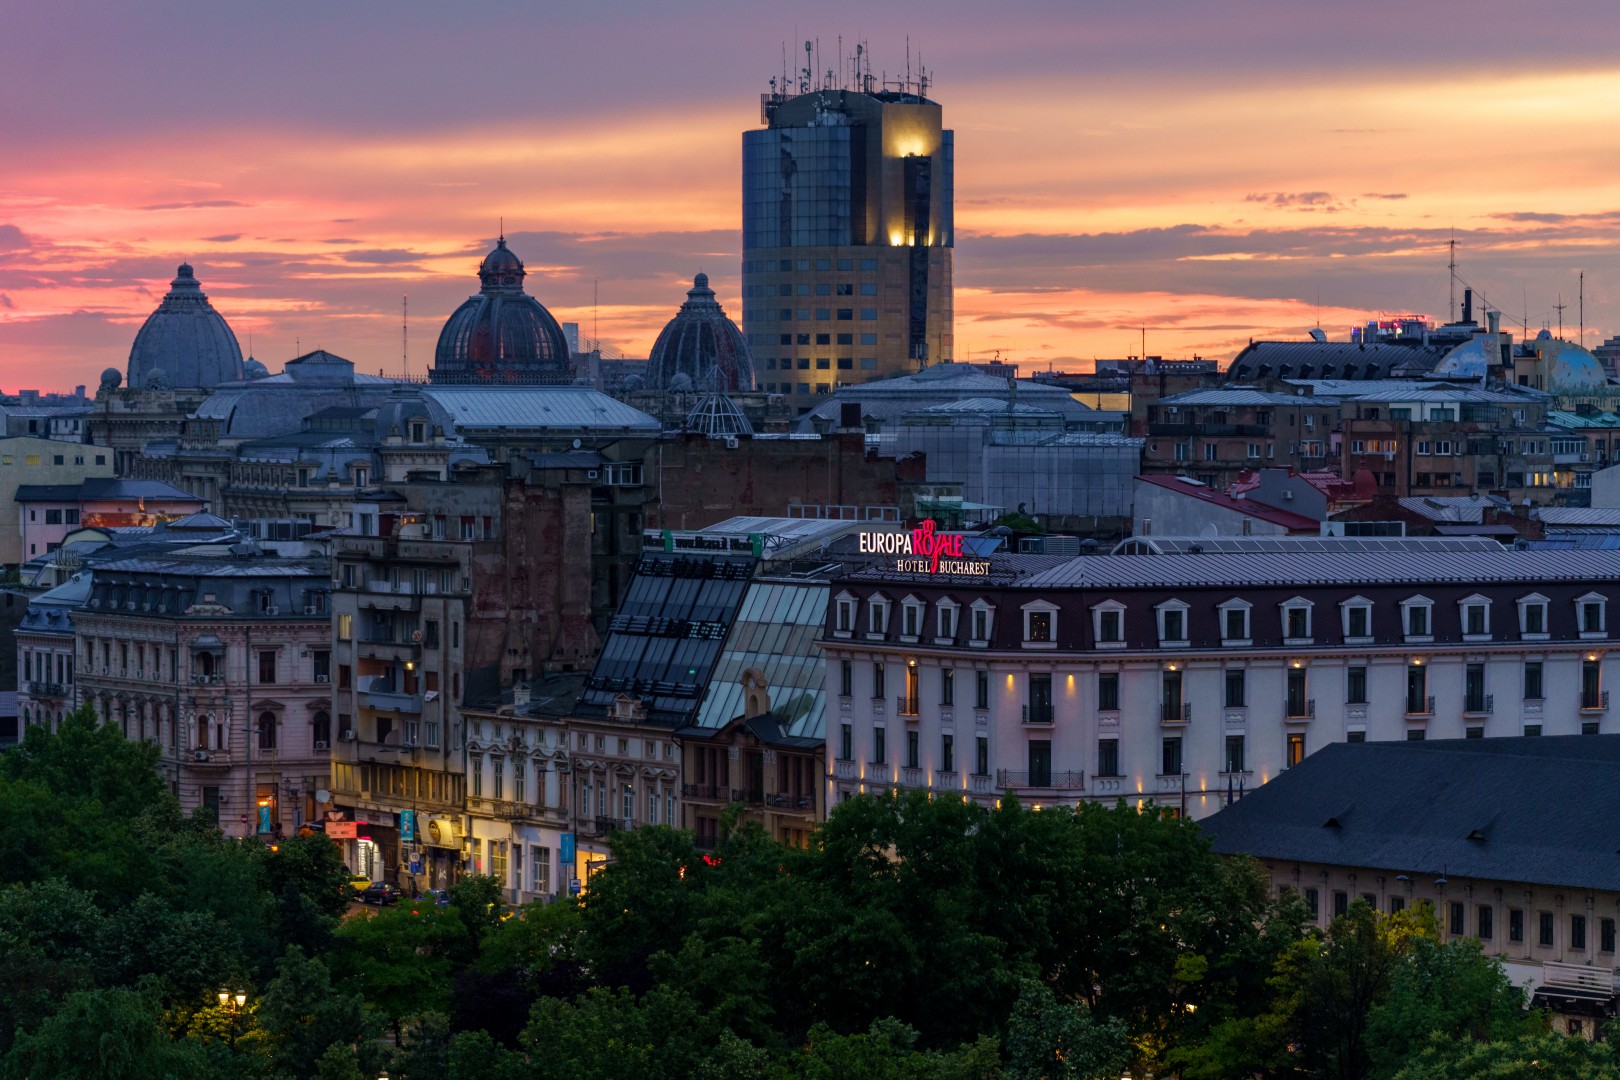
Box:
1556 294 1567 339
1580 270 1585 346
593 277 599 352
402 293 408 379
1448 232 1457 322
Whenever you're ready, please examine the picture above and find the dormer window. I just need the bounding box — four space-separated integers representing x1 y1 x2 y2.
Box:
1022 600 1059 649
1218 598 1251 646
1093 600 1126 649
1155 600 1190 647
1578 593 1609 639
867 595 891 638
1281 598 1313 645
1459 595 1491 641
969 600 994 648
936 600 959 643
410 421 427 443
900 597 924 641
1518 593 1549 639
1401 596 1434 643
833 593 856 638
1340 597 1373 644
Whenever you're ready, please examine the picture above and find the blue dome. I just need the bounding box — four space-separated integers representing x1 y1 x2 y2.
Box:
128 263 245 389
431 238 571 385
647 274 755 392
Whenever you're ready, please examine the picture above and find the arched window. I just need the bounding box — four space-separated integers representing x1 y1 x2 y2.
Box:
312 711 331 747
257 712 277 751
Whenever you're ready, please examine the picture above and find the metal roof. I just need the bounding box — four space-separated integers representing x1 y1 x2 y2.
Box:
1110 535 1500 556
1160 387 1335 407
420 386 658 433
1010 547 1620 591
1536 508 1620 528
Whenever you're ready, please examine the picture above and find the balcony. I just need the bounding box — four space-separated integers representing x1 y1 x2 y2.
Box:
1406 695 1436 717
358 591 421 612
1582 690 1610 713
681 783 732 802
490 799 538 822
997 769 1085 791
1023 702 1054 724
185 748 233 768
362 680 423 714
833 760 857 780
592 816 633 836
736 788 766 806
765 791 816 811
895 695 919 717
900 766 925 787
357 639 422 664
1285 699 1315 720
1463 694 1494 716
1161 702 1191 724
25 681 66 698
968 774 992 795
1147 422 1269 438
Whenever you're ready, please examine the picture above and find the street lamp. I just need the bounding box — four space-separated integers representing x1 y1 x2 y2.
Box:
216 987 249 1048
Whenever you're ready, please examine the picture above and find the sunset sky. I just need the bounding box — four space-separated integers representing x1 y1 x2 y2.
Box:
3 0 1619 391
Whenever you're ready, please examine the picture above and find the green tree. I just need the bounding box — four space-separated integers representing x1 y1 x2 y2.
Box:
253 947 370 1078
1003 978 1131 1080
263 832 350 956
1393 1030 1620 1080
1366 937 1534 1078
332 906 457 1043
2 987 206 1080
0 879 104 1055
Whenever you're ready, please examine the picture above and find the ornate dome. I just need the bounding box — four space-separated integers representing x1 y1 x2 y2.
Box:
686 392 754 439
431 237 572 384
127 263 245 389
646 274 756 392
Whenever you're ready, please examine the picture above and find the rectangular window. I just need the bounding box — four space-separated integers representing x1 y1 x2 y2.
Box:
1286 733 1305 768
1347 666 1368 704
1161 609 1185 642
1286 607 1309 639
1510 908 1525 943
1390 895 1405 914
906 730 920 769
1346 606 1369 638
1098 609 1122 643
1583 660 1603 709
1026 673 1053 723
258 650 277 684
1602 918 1615 953
1224 735 1245 773
1334 890 1349 918
839 724 852 761
1465 663 1486 713
1406 664 1429 713
1478 905 1494 940
1449 901 1465 936
1524 603 1546 635
872 662 885 699
337 613 353 640
1027 610 1052 643
941 734 954 772
1305 888 1320 919
1465 604 1487 636
1406 605 1430 636
941 668 954 706
1097 738 1119 777
973 608 991 641
1224 608 1248 641
1573 914 1587 951
1098 672 1120 711
840 660 852 697
1224 669 1246 708
1525 661 1543 700
975 735 989 777
1539 911 1555 947
1162 736 1182 777
975 670 989 710
873 727 887 764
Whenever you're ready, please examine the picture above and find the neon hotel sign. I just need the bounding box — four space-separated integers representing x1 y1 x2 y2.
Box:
858 520 991 577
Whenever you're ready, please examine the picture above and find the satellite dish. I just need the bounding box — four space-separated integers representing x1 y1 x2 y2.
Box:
315 789 331 804
572 438 582 449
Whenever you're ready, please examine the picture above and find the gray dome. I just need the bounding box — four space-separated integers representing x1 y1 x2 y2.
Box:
647 274 755 392
100 367 122 388
127 263 245 389
243 357 270 380
430 238 571 385
686 393 754 439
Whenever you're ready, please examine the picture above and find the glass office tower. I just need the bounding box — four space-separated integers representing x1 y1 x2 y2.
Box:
742 88 954 409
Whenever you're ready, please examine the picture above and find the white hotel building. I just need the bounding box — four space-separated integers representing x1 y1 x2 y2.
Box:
821 536 1620 819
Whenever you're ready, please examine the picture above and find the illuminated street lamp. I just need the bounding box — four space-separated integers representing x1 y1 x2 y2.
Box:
216 987 249 1048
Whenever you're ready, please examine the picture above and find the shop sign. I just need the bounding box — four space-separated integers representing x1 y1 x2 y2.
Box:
400 810 417 844
326 821 358 839
858 520 991 577
423 817 461 849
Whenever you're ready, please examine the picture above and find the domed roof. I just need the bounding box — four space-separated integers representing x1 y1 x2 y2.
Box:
686 392 754 439
1433 336 1490 380
127 263 245 389
431 237 571 385
646 274 756 392
1533 337 1608 394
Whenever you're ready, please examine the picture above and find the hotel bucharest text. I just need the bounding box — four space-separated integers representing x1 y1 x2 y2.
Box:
858 521 991 577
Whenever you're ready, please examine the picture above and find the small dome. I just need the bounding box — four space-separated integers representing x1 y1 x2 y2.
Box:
431 238 571 385
100 367 122 388
687 393 754 439
1433 336 1489 380
242 357 270 379
1536 338 1608 394
646 274 756 392
127 262 245 389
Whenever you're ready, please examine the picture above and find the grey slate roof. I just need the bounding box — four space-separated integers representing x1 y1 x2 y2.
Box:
419 386 659 434
15 479 200 503
1202 736 1620 893
1009 547 1620 590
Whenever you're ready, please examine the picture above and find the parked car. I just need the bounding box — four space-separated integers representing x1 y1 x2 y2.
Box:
358 882 404 906
342 874 371 896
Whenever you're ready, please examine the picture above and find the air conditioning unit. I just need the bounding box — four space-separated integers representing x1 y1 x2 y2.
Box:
315 674 330 683
339 730 356 741
265 605 279 615
586 470 599 479
725 437 740 449
304 604 321 615
193 750 210 762
313 740 330 750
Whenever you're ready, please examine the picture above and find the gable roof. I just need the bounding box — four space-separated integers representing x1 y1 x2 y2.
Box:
1134 474 1320 531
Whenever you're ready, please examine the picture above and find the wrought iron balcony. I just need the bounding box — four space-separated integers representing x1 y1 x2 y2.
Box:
996 769 1085 791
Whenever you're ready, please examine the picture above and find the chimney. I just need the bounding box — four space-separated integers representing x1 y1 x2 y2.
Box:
512 681 531 710
1463 288 1474 324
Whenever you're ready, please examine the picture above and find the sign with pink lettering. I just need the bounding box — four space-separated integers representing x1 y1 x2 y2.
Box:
858 521 991 577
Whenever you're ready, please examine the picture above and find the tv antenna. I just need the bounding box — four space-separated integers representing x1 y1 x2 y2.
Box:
1580 270 1585 346
401 294 409 378
1555 294 1566 339
1447 232 1457 322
